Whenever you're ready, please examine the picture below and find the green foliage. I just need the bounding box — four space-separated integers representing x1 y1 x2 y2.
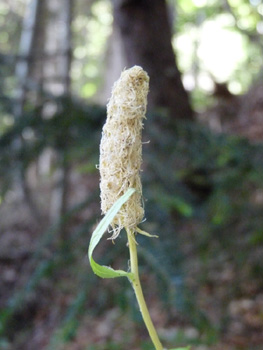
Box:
174 0 263 108
72 0 112 98
0 96 262 348
88 188 135 279
0 94 105 196
132 116 263 341
0 2 23 53
0 1 262 348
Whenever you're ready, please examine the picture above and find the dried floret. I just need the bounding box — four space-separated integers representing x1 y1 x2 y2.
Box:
99 66 149 238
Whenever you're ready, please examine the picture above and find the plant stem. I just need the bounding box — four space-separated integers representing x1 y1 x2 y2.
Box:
127 228 163 350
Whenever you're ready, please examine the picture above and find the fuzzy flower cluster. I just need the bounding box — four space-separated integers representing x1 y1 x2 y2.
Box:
99 66 149 238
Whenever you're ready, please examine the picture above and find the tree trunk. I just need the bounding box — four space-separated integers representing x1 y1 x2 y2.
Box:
113 0 193 121
14 0 41 117
44 0 73 246
14 0 44 228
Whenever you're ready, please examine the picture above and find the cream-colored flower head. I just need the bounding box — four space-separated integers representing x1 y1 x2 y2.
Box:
99 65 149 238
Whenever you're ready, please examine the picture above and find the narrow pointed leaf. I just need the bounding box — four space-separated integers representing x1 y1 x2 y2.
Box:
88 188 135 279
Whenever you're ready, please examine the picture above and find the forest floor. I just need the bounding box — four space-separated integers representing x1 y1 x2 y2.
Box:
0 176 262 350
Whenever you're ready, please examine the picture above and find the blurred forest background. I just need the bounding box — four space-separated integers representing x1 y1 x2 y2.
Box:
0 0 263 349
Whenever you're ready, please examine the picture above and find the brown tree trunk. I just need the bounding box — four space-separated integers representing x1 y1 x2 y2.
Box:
113 0 193 121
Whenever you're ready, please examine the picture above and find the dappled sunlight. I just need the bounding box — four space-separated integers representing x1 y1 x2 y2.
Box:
0 0 263 349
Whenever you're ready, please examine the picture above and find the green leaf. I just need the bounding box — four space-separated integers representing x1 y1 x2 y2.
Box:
88 188 135 279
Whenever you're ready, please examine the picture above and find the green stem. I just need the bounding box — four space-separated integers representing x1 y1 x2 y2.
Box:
127 228 163 350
